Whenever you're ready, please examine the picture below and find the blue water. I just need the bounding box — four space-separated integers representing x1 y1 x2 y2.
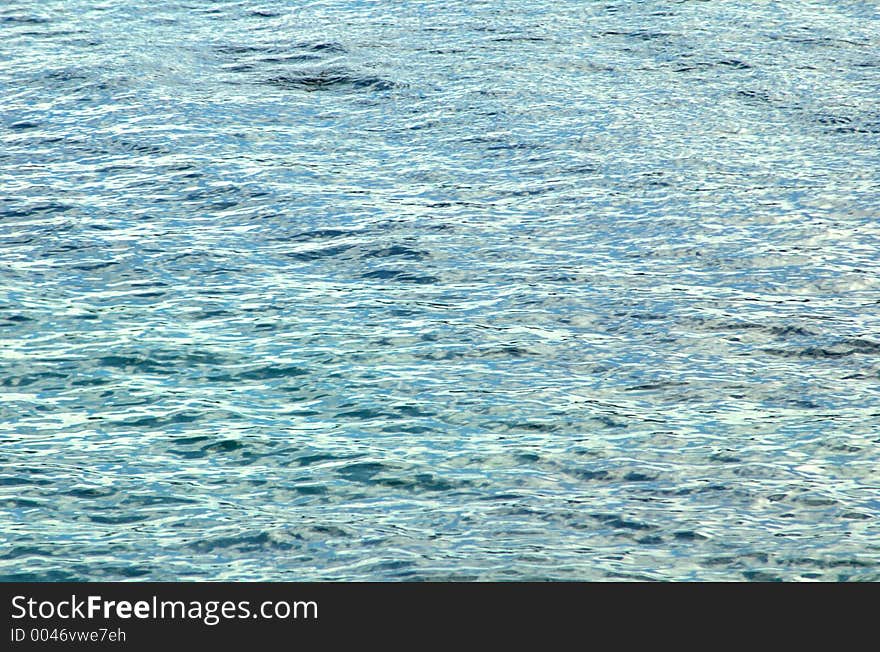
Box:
2 1 879 581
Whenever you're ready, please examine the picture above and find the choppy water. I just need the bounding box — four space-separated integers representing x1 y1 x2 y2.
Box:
2 1 879 581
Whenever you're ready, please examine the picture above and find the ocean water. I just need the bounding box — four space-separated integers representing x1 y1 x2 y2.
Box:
1 0 879 581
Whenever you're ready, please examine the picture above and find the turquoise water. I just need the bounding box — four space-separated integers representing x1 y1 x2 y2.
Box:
1 1 879 581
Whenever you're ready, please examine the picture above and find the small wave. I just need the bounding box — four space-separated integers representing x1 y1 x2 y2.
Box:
236 364 309 381
361 269 438 284
1 15 50 25
189 531 299 553
289 244 354 261
591 513 657 532
362 245 429 261
216 41 346 56
265 69 397 92
762 338 880 359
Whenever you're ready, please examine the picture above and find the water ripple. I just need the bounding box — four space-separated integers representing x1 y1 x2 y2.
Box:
1 0 879 581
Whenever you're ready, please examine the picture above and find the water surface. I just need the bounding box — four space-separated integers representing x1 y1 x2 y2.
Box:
1 0 879 580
